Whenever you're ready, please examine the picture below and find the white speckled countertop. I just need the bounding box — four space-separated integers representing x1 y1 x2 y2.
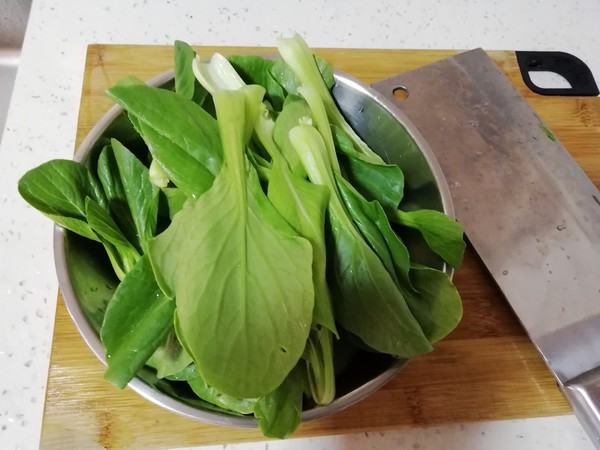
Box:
1 1 599 449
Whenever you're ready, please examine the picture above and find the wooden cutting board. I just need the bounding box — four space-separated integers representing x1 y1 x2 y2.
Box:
40 45 600 450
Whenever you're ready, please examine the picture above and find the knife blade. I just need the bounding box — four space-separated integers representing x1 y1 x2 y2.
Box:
372 48 600 447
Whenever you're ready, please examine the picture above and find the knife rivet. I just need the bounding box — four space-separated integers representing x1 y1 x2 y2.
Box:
502 270 508 276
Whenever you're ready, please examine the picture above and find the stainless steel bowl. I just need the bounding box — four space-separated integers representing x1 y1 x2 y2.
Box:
54 68 454 427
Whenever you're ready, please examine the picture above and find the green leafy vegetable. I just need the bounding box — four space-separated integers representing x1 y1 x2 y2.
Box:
165 362 198 381
160 187 187 219
97 144 140 249
290 123 431 357
335 174 412 288
192 51 338 342
149 88 314 398
43 214 99 242
174 40 197 100
254 365 305 439
277 34 383 165
146 329 193 379
273 95 312 175
267 159 335 334
18 34 465 439
18 159 106 219
101 255 175 388
264 135 337 407
130 114 215 197
111 139 160 251
107 83 223 177
85 197 140 277
269 54 335 97
394 208 465 268
228 55 286 110
188 374 257 415
400 265 463 343
339 153 405 211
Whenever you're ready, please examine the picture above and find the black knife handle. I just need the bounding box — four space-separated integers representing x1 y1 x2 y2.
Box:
516 51 599 96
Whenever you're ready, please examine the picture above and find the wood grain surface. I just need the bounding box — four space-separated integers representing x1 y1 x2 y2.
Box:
39 45 600 449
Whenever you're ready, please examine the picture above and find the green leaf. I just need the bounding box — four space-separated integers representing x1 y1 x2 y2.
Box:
331 124 358 157
101 255 175 388
269 54 335 95
161 187 187 219
165 362 198 381
146 328 193 379
329 216 431 356
173 41 210 106
45 214 99 242
85 198 140 277
113 75 145 88
335 175 411 288
136 366 245 415
174 40 196 100
273 95 312 176
107 83 222 176
248 84 335 335
338 174 463 342
97 145 139 249
129 115 215 197
290 124 431 357
18 159 106 219
149 89 314 399
65 235 118 333
317 56 335 90
297 85 339 174
150 166 314 398
85 198 137 257
334 174 462 346
254 365 304 439
340 153 405 210
402 265 463 343
228 54 286 110
538 122 556 141
188 374 257 415
101 241 127 281
267 159 336 335
111 139 160 250
394 209 465 269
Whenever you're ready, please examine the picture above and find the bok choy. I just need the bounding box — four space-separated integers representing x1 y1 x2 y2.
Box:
17 34 465 439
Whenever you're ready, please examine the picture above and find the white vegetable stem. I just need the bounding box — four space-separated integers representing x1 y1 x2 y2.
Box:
192 53 245 94
277 34 384 165
297 85 339 174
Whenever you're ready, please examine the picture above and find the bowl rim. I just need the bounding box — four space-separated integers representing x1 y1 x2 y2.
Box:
54 67 454 427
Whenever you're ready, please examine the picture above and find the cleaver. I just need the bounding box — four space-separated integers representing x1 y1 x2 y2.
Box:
372 49 600 447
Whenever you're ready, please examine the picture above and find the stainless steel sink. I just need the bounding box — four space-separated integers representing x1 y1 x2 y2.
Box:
0 0 32 144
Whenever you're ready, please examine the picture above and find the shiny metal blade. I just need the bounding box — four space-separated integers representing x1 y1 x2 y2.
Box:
372 48 600 386
373 49 600 446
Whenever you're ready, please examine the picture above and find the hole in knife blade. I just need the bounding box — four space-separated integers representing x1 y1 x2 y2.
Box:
529 71 572 89
392 86 409 101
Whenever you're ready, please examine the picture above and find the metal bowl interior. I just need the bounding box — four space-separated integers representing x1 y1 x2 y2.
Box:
54 68 454 427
